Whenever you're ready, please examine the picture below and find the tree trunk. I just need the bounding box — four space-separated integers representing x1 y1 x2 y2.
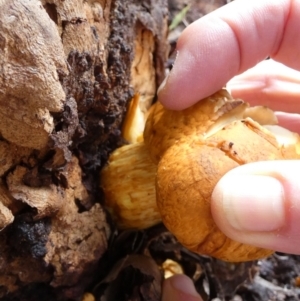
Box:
0 0 168 300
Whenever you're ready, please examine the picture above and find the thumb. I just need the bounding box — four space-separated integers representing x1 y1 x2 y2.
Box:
162 275 203 301
211 160 300 254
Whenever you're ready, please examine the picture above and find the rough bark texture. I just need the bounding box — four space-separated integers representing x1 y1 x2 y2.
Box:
0 0 168 300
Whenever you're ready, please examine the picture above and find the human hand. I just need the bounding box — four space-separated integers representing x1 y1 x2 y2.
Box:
162 274 203 301
158 0 300 255
159 0 300 300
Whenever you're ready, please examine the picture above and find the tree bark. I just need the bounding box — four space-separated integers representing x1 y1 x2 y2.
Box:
0 0 168 300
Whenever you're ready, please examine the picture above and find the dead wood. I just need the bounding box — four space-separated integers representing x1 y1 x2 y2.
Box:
0 0 168 299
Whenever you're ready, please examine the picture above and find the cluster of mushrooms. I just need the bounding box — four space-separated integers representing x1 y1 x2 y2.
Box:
101 89 300 262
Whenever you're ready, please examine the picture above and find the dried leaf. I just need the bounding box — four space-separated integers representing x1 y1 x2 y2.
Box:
95 254 162 301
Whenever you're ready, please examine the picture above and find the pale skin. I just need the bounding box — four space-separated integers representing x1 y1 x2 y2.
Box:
159 0 300 300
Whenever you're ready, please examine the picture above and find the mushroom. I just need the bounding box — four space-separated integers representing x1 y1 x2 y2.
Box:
100 89 300 262
101 142 160 229
122 94 146 143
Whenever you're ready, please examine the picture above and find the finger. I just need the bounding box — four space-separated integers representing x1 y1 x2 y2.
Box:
275 112 300 134
211 161 300 255
158 0 300 110
227 60 300 113
162 275 203 301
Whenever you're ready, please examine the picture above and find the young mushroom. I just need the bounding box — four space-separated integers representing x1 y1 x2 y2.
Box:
101 142 160 230
101 89 300 262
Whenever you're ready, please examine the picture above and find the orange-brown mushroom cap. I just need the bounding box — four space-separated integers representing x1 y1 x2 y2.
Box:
156 141 272 261
144 89 248 163
155 114 300 261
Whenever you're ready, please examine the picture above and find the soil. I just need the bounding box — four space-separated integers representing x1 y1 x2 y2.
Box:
96 224 300 301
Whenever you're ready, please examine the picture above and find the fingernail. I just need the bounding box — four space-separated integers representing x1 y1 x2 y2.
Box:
219 175 285 232
157 73 169 94
170 275 200 298
157 51 179 95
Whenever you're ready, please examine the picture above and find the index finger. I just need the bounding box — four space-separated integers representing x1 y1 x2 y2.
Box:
158 0 300 110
